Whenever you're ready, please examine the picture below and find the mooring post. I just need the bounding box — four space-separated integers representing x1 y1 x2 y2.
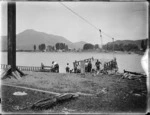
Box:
1 2 25 79
7 2 16 72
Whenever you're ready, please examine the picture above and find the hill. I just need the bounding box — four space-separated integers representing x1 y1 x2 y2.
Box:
1 29 77 50
1 29 147 51
73 41 87 49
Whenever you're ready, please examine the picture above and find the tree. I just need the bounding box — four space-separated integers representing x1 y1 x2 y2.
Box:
33 45 36 51
118 44 124 51
55 43 59 50
123 44 139 51
141 40 145 51
55 43 68 51
59 43 64 49
83 43 94 50
141 40 147 52
107 44 113 51
65 45 68 50
103 43 139 52
114 44 119 51
39 44 46 51
94 44 99 49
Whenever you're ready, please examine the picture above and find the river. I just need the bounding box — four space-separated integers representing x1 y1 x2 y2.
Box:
0 52 144 73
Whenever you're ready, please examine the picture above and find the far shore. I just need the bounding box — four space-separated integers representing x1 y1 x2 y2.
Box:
0 50 144 55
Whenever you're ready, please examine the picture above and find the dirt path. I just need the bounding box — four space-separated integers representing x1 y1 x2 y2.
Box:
1 71 148 113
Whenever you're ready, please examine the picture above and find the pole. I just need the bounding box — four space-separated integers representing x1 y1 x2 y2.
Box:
99 29 103 50
7 2 16 71
112 38 114 57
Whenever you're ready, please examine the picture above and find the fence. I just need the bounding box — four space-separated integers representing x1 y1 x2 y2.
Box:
0 64 42 72
104 59 118 71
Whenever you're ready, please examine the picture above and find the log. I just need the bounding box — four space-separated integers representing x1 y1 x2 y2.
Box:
31 93 78 110
31 97 57 110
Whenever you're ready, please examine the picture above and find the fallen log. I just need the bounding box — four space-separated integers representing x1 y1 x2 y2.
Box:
31 97 57 110
31 93 78 110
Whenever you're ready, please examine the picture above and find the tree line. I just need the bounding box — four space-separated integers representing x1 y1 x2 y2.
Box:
102 43 139 51
141 39 148 52
83 43 99 50
33 43 69 51
55 43 68 50
83 39 148 52
33 39 148 52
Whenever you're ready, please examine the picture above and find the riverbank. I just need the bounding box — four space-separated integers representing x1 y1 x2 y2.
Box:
0 50 144 55
1 71 148 113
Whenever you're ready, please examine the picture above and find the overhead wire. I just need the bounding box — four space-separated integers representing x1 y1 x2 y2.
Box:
59 2 117 58
59 2 115 41
59 2 99 31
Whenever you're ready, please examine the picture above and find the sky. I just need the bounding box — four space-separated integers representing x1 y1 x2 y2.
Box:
0 1 148 44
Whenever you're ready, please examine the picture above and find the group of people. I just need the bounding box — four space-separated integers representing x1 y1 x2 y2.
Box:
66 62 80 73
41 59 102 74
65 59 102 74
103 58 118 73
49 58 117 74
85 59 102 73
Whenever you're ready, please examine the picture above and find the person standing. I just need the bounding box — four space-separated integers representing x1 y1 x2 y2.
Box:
85 60 88 72
66 63 70 73
95 59 101 74
87 61 92 72
41 62 44 69
77 63 81 73
74 60 78 73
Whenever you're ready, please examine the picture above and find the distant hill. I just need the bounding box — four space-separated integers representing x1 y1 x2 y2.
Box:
1 29 78 50
73 41 87 49
1 29 147 51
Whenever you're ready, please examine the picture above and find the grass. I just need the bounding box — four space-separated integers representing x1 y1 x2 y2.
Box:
1 71 148 113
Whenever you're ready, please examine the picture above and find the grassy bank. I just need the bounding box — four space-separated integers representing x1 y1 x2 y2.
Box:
1 71 148 113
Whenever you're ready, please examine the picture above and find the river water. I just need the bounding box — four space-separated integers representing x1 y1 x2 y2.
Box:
0 52 144 73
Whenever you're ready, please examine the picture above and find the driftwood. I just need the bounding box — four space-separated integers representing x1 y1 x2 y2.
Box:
31 97 57 110
31 93 78 110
